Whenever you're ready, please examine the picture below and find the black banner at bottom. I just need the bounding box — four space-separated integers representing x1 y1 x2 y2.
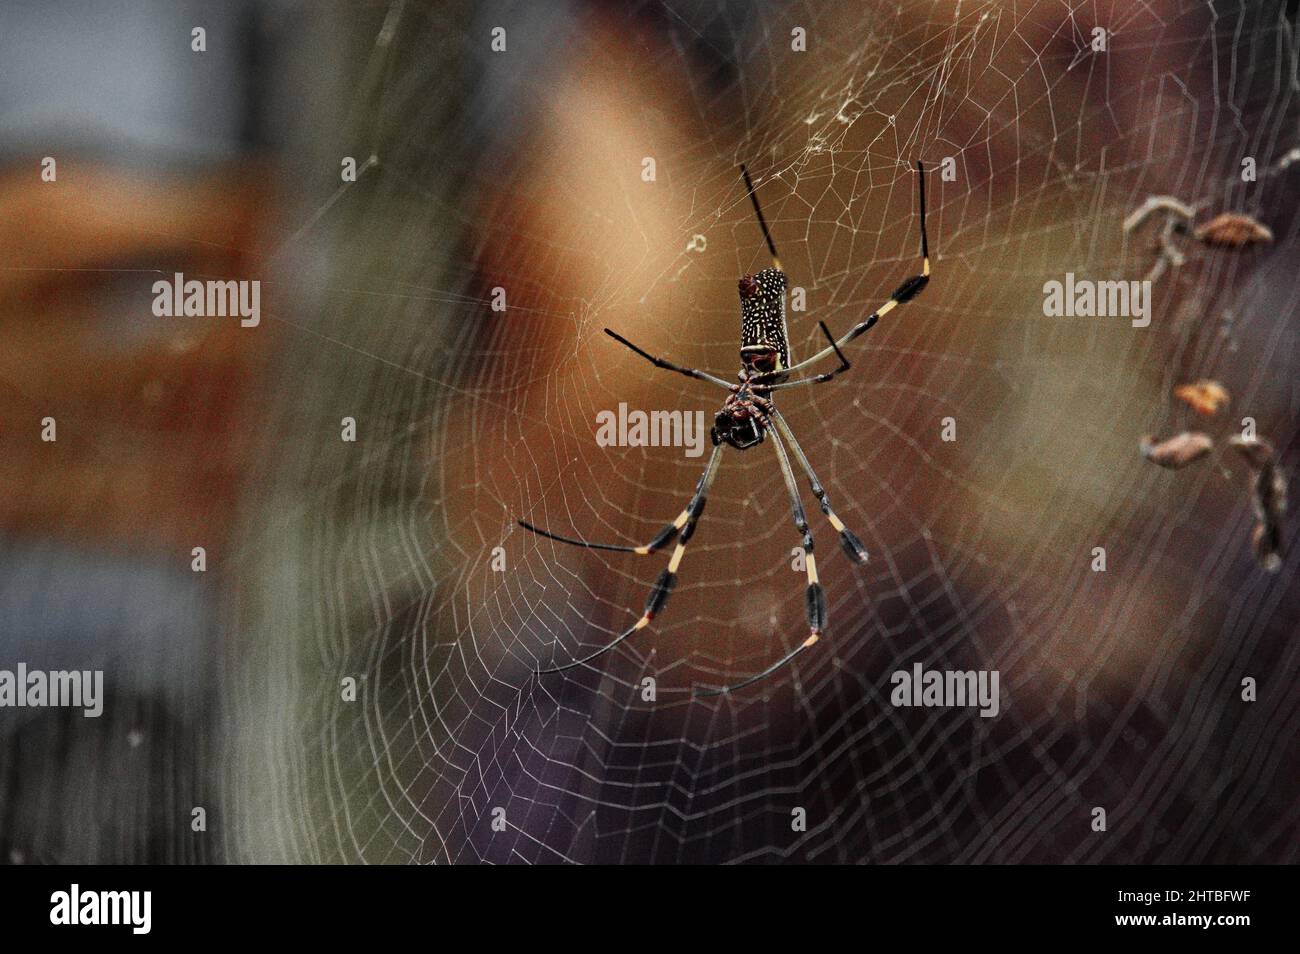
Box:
0 863 1285 941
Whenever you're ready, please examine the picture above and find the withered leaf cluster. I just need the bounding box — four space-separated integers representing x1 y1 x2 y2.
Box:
1141 384 1286 572
1124 197 1273 283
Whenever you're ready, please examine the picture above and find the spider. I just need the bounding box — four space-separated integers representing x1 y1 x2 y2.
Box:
520 161 932 695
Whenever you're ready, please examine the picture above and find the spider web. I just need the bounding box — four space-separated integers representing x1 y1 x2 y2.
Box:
229 0 1300 864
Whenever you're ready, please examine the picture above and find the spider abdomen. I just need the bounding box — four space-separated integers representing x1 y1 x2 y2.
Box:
738 267 790 376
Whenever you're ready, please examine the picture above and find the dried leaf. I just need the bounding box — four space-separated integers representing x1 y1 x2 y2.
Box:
1173 379 1230 416
1257 466 1288 520
1251 522 1283 573
1193 213 1273 248
1227 435 1275 471
1140 432 1214 469
1230 435 1286 571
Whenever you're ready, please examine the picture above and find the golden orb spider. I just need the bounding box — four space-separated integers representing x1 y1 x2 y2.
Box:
521 161 932 695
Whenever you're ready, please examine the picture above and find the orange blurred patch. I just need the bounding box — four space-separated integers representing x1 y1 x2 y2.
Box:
0 165 274 552
1173 379 1229 416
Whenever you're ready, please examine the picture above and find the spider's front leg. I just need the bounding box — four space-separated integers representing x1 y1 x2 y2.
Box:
751 159 932 385
752 321 854 393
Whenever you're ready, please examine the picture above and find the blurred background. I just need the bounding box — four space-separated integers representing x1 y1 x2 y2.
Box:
0 0 1296 864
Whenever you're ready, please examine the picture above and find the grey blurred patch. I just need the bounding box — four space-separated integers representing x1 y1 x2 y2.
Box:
0 540 214 730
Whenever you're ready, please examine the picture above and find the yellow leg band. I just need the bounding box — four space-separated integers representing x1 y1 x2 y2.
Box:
634 509 691 555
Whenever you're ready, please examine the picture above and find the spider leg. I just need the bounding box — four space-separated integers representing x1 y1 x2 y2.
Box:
752 160 930 382
534 445 723 674
517 444 722 556
603 328 734 390
694 638 820 697
518 445 720 555
753 321 855 392
740 164 782 271
694 428 823 696
769 408 869 564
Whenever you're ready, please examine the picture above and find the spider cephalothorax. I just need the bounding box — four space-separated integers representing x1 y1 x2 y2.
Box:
712 388 773 450
520 161 932 695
